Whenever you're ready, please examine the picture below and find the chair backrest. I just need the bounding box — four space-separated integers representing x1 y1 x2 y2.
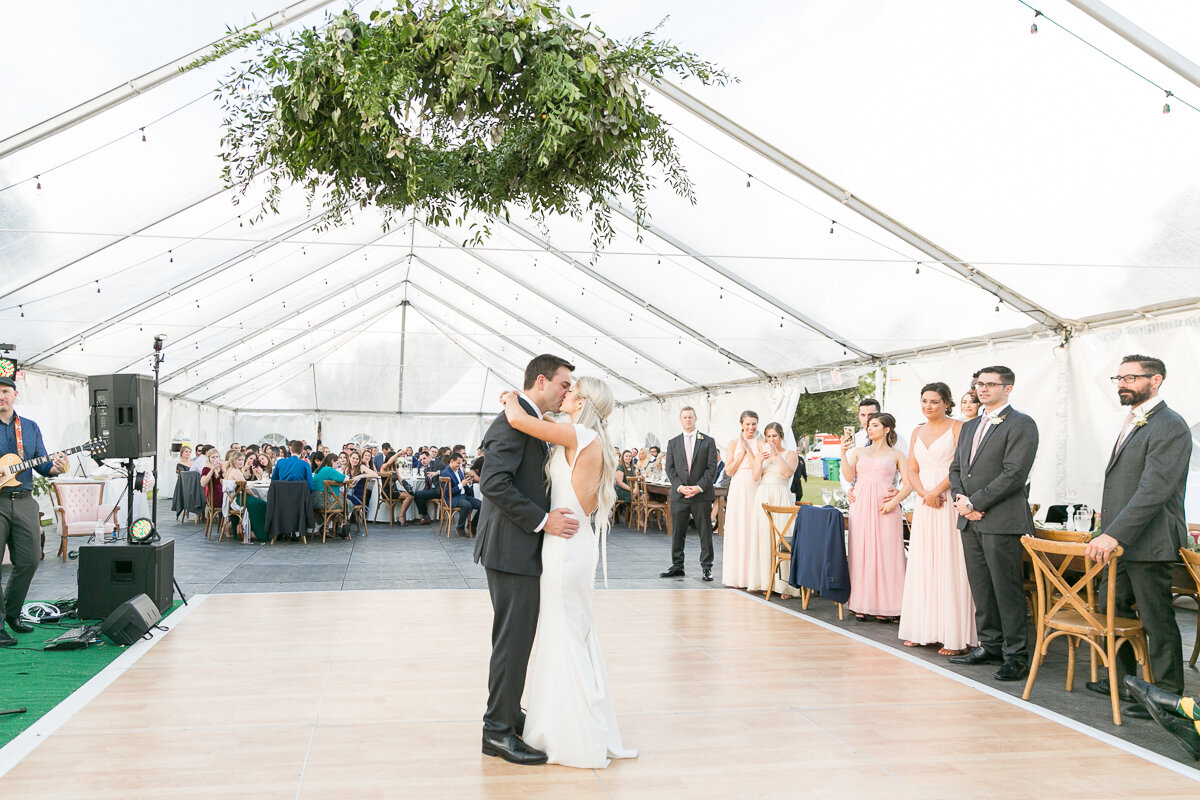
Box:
1033 527 1091 543
439 476 452 506
1021 537 1120 633
49 481 105 523
380 472 398 502
1179 548 1200 595
323 480 345 513
233 480 247 508
762 503 800 556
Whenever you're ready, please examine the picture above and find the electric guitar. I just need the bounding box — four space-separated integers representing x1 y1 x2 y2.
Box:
0 438 108 490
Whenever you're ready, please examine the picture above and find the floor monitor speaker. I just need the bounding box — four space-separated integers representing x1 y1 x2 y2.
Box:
100 593 162 645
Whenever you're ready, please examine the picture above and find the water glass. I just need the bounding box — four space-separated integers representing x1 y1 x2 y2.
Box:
821 488 833 506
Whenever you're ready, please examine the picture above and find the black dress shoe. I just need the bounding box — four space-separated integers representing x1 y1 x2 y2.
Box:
1085 680 1133 702
1156 715 1200 760
1124 675 1184 715
482 733 547 765
994 660 1029 681
702 568 713 582
0 628 16 647
456 528 469 538
660 567 685 578
947 646 1003 666
5 616 33 634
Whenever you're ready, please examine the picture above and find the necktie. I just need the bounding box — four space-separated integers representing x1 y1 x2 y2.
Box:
1113 410 1135 454
685 435 694 473
968 417 990 463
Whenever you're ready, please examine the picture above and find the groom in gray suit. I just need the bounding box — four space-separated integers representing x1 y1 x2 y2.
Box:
474 354 577 765
661 406 719 581
1084 355 1191 716
948 365 1039 681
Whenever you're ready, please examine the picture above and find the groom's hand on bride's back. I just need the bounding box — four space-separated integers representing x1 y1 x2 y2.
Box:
545 508 578 538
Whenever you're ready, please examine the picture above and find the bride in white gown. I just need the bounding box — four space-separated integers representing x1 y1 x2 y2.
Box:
499 376 637 769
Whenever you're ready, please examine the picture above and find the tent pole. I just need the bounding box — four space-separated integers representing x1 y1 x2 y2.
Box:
1065 0 1200 92
398 301 408 413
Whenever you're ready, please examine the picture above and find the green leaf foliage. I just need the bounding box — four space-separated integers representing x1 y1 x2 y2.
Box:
213 1 733 248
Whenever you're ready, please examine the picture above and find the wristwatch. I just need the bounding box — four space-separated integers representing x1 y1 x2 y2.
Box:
963 499 975 512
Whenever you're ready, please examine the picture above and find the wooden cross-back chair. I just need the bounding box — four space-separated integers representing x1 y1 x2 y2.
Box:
438 477 456 538
218 481 248 543
374 472 405 524
634 475 668 533
1021 537 1152 725
761 503 799 602
317 480 347 543
1177 547 1200 668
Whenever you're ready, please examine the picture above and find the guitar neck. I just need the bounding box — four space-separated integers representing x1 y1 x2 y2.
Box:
4 443 88 476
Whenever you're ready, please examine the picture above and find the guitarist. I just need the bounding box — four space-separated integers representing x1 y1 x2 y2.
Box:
0 374 70 647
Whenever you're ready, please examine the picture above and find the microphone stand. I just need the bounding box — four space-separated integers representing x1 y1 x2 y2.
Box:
150 335 186 606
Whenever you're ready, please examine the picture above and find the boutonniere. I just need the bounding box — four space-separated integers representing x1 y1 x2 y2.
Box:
696 433 704 441
987 412 1008 428
1131 406 1159 428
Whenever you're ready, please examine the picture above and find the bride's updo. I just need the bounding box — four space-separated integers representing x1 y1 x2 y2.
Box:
573 376 617 537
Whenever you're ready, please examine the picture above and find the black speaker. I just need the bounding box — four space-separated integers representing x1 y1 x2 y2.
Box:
100 593 162 645
77 539 174 619
88 373 156 459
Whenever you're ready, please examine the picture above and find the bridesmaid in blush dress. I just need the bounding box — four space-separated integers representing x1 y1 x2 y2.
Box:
843 412 912 621
747 422 800 597
721 410 763 588
898 383 977 655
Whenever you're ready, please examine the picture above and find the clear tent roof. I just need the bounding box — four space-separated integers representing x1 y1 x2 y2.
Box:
3 0 1199 411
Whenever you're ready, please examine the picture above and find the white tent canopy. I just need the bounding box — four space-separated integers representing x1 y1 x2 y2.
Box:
2 1 1199 516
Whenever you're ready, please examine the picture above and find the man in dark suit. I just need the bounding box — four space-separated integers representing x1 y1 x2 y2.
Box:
440 453 481 536
948 365 1039 681
473 354 577 765
1083 355 1191 717
661 406 719 581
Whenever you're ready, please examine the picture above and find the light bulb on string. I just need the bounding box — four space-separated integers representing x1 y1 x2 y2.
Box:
169 250 173 263
35 175 41 190
238 216 243 227
141 127 147 142
746 174 751 188
19 305 23 318
95 280 100 294
1163 90 1173 114
1031 9 1041 34
829 220 836 234
915 262 921 275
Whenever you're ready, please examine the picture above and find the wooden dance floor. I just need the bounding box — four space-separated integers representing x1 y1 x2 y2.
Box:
1 589 1198 799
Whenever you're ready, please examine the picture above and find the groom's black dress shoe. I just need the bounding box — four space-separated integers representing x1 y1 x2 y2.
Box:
4 616 32 634
947 646 1003 666
702 568 713 582
659 567 685 578
482 733 547 765
994 659 1029 681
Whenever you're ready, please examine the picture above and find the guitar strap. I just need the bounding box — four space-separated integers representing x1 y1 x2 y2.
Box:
13 414 22 461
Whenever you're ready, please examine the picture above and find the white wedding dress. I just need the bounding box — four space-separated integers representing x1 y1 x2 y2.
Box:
522 424 637 769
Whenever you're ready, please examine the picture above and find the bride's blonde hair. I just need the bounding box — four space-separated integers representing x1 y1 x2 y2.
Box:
547 376 617 538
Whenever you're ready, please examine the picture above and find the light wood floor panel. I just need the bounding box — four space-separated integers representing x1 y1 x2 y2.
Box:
1 589 1196 799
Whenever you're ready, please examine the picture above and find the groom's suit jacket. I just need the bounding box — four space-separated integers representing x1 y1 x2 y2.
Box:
1101 401 1191 561
474 397 550 576
664 430 718 504
948 406 1038 536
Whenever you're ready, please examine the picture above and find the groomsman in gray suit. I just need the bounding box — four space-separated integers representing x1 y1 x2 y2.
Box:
1084 355 1191 718
948 366 1039 681
661 406 719 581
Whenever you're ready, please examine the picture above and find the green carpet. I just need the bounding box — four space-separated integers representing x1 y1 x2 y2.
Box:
0 599 183 749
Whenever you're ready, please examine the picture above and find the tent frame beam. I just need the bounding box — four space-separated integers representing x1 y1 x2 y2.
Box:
651 79 1073 335
1066 0 1200 93
410 254 656 397
406 298 528 378
421 223 702 388
23 214 324 367
0 0 338 159
607 202 876 359
498 218 771 379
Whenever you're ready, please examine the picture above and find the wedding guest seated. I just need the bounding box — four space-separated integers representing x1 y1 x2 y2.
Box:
199 448 225 509
272 440 313 484
615 450 637 505
190 444 210 473
441 453 481 537
222 452 249 538
176 444 193 474
311 452 350 536
411 452 442 524
345 450 377 520
374 443 394 472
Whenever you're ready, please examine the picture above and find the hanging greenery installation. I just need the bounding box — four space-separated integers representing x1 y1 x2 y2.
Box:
210 1 733 248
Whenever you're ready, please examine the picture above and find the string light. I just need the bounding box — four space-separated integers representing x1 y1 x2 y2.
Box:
95 280 100 294
915 262 921 275
1030 9 1040 34
168 250 173 263
829 220 836 234
19 305 23 318
35 175 41 190
141 127 147 142
746 174 751 188
1164 90 1173 114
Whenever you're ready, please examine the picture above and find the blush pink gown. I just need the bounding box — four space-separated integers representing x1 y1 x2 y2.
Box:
847 454 906 616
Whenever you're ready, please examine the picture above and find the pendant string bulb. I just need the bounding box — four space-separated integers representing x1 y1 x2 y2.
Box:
1031 9 1041 34
1164 90 1173 114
